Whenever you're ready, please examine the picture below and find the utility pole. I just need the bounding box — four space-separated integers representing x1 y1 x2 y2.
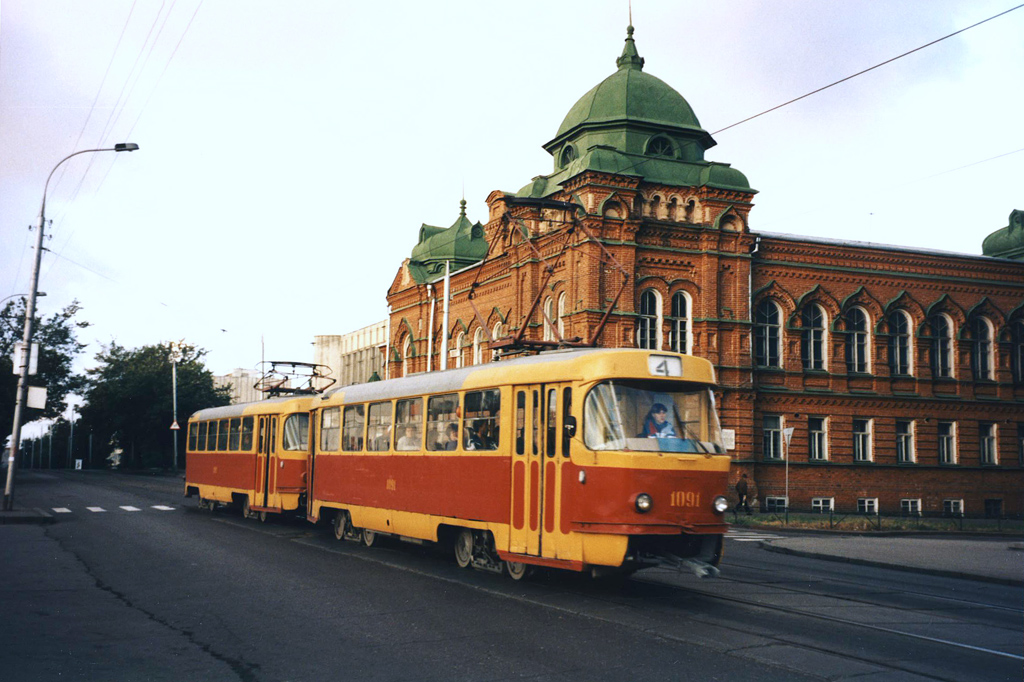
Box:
169 341 183 471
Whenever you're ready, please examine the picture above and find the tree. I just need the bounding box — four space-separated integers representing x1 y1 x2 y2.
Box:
0 299 89 442
79 341 230 469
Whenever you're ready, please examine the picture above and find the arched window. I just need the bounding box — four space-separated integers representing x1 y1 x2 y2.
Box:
929 314 954 378
637 289 661 350
472 328 485 365
970 317 994 381
845 307 870 374
668 292 690 354
645 136 674 157
559 145 577 168
557 292 567 339
543 297 555 341
454 331 466 369
801 304 827 371
754 300 781 368
1013 319 1024 385
889 310 913 376
492 322 504 360
401 336 412 377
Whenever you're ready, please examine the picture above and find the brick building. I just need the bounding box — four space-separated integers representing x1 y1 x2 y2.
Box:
384 27 1024 516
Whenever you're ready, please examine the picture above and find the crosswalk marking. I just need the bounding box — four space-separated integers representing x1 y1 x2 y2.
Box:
47 505 178 514
152 505 175 511
727 529 787 542
86 507 106 513
52 507 71 514
120 506 141 512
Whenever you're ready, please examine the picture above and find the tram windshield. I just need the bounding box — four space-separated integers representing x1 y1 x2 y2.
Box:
583 380 725 454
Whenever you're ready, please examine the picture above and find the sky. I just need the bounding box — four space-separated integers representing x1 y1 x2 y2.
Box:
2 1 1022 408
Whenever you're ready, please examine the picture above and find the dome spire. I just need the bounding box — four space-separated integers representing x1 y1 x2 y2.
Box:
616 24 645 71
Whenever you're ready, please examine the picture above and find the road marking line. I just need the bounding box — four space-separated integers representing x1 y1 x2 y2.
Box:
152 505 175 511
86 507 106 513
119 506 141 512
52 507 72 513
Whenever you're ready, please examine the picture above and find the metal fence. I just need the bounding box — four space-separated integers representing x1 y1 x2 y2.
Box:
730 506 1024 532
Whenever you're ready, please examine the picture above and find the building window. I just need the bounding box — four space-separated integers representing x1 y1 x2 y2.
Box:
853 418 872 462
1018 424 1024 467
668 292 690 354
984 499 1003 518
543 297 555 341
557 292 567 339
765 496 788 512
943 499 963 516
857 498 878 515
401 336 412 377
559 145 577 168
808 417 828 461
900 499 921 516
929 314 954 378
763 415 783 460
646 136 674 158
896 420 915 463
801 304 826 370
754 300 781 368
979 422 998 465
1012 319 1024 385
811 497 834 513
453 331 465 369
472 327 485 365
938 421 957 465
970 317 994 381
889 310 913 376
845 307 870 373
637 289 661 350
491 322 504 360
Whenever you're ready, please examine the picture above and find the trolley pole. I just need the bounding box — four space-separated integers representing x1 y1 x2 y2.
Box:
3 143 138 510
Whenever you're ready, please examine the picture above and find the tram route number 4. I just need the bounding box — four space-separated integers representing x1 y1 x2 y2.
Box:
648 355 683 377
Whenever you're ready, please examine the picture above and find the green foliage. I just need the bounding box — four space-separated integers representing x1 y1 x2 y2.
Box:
79 341 230 469
0 299 89 436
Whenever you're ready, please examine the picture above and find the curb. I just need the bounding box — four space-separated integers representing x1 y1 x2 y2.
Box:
0 508 55 525
761 541 1024 588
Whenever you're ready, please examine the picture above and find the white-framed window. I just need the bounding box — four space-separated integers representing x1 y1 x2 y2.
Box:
808 417 828 461
763 415 783 460
943 499 964 516
453 331 466 369
929 313 954 378
970 317 994 381
472 327 484 365
889 310 913 376
765 496 788 512
853 418 873 462
491 322 504 360
637 289 662 350
938 421 957 465
668 291 691 354
754 299 782 368
401 336 412 377
811 497 834 513
846 307 871 373
857 497 878 515
543 297 555 341
979 422 998 465
900 498 921 516
896 420 915 463
801 304 827 370
557 292 567 339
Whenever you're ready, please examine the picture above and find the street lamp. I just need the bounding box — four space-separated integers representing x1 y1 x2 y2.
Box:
3 143 139 511
169 340 184 471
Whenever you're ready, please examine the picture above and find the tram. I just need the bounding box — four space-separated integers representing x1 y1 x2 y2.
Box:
306 348 731 579
185 394 313 520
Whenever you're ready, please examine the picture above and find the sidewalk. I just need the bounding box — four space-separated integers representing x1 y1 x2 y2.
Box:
763 534 1024 586
0 506 53 525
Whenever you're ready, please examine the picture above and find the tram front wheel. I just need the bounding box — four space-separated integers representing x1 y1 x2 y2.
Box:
454 529 473 569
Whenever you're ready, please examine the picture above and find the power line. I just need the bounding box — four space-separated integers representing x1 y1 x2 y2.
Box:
711 3 1024 135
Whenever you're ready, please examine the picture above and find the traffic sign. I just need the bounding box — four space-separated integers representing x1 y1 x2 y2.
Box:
170 421 180 430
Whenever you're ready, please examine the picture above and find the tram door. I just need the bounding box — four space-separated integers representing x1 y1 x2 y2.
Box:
256 416 278 509
511 384 571 559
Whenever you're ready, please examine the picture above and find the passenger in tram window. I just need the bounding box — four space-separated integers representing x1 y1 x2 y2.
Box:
467 420 493 450
445 423 459 450
397 425 420 451
639 403 677 439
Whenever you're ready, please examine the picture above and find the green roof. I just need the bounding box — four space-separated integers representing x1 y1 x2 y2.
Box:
407 200 489 283
982 209 1024 260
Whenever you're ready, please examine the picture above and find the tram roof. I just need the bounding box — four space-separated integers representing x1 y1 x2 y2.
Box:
316 348 716 406
189 394 314 421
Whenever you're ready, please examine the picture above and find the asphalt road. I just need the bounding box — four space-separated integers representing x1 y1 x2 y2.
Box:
2 471 1021 682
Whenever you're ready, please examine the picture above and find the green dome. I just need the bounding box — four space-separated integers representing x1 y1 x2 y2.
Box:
553 26 705 141
982 210 1024 260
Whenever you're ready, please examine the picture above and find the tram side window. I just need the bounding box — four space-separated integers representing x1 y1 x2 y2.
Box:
465 389 500 451
367 402 393 452
187 422 198 451
342 405 365 451
198 421 208 451
228 418 242 451
241 417 254 451
395 398 423 451
562 387 572 457
427 393 460 451
546 388 558 457
282 413 309 451
321 407 341 452
218 417 230 448
516 391 525 455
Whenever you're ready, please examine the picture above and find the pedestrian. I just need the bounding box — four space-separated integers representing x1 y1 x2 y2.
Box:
736 473 751 514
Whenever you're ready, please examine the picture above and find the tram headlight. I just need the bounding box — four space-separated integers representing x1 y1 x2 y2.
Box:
713 495 729 514
635 493 653 513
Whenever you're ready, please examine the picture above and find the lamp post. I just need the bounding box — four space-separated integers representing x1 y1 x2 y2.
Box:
3 143 139 511
169 341 183 471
